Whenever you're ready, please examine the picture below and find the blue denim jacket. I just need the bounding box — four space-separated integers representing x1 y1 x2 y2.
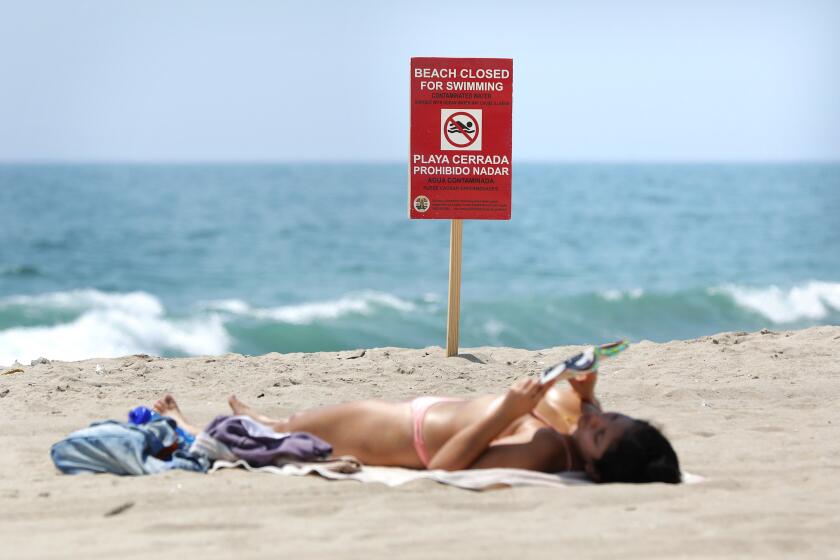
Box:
51 418 209 475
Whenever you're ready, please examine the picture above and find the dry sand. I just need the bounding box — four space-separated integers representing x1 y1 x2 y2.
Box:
1 326 839 559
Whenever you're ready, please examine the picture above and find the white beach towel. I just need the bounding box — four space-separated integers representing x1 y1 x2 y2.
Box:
209 459 703 490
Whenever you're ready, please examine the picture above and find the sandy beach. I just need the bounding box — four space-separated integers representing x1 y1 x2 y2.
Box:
2 1 838 557
0 325 837 558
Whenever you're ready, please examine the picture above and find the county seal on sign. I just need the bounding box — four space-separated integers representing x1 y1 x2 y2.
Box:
413 195 430 213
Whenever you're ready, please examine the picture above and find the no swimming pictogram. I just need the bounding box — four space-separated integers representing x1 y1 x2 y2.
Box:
441 109 482 151
444 112 479 147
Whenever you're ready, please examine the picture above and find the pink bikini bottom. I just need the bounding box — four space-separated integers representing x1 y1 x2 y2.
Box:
410 396 462 467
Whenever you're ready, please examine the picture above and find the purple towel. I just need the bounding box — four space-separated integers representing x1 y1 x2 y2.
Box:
205 415 332 467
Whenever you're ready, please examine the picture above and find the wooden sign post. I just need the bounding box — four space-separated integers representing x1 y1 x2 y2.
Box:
409 57 513 357
446 219 463 357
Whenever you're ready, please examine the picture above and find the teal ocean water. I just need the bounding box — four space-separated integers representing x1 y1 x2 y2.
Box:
1 163 838 364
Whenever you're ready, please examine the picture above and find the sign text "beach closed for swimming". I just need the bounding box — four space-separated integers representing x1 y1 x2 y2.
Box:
409 58 513 220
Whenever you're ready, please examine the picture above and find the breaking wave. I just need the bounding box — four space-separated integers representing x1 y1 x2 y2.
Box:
197 291 416 324
0 290 229 364
710 281 840 323
1 282 838 365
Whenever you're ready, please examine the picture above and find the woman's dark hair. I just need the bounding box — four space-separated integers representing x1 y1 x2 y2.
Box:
592 419 681 484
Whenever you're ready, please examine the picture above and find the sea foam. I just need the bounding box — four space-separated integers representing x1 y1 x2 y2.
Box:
0 290 229 365
599 288 645 301
199 291 416 324
712 281 840 323
0 289 166 314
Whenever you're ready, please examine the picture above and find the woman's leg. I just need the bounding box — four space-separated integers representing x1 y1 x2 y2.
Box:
228 394 375 434
153 394 203 436
227 395 418 466
228 395 289 430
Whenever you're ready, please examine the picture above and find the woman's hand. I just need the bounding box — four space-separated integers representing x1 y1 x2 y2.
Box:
568 371 598 403
498 377 556 420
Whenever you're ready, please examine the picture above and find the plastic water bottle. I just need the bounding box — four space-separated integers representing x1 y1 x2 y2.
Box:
128 406 195 449
128 405 155 425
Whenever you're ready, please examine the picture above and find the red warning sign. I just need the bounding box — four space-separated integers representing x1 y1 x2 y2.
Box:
409 57 512 220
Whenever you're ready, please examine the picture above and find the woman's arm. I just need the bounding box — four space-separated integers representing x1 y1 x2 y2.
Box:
466 428 566 471
426 402 517 471
427 377 555 471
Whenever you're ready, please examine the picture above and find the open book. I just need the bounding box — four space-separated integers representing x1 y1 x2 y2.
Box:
539 340 628 385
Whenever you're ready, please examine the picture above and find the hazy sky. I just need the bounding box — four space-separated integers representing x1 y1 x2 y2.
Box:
1 0 838 162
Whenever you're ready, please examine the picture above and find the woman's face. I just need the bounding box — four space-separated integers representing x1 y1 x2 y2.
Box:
572 411 635 462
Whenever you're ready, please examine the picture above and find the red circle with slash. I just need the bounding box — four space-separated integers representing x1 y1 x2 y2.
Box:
443 112 480 148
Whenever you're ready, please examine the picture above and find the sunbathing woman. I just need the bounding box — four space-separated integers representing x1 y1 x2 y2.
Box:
155 371 680 483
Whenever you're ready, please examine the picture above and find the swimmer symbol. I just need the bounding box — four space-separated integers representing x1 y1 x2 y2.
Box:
447 120 475 136
441 109 482 150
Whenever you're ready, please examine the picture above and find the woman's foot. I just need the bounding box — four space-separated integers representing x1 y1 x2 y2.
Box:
153 394 201 436
228 395 288 430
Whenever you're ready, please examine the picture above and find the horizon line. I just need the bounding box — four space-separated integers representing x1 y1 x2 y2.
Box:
1 158 839 166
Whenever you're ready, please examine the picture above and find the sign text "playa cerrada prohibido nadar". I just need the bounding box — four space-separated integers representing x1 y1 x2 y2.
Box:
409 58 512 220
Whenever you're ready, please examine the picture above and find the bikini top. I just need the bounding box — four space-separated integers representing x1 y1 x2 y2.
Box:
529 409 552 426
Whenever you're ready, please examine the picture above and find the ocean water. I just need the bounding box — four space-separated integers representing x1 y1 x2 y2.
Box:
1 163 838 364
